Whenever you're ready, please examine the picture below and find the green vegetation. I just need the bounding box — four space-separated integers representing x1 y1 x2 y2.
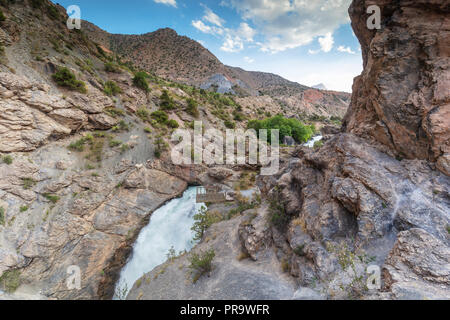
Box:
21 178 36 190
133 71 150 92
188 249 215 283
47 5 59 20
154 137 168 159
109 139 122 148
52 67 87 93
447 225 450 234
294 245 305 257
191 206 223 241
0 207 5 226
314 140 324 149
269 189 290 231
224 120 236 129
31 0 44 9
105 106 125 118
103 80 122 96
43 193 60 204
151 110 169 124
68 134 94 152
104 61 121 73
186 98 199 118
248 115 315 144
167 119 179 129
136 107 151 122
0 9 6 23
20 205 29 212
2 155 13 165
0 269 21 293
160 90 176 110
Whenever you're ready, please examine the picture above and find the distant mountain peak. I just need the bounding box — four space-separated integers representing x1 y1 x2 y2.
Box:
312 83 327 90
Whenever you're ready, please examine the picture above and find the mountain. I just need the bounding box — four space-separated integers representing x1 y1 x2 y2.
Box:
83 22 350 119
312 83 327 90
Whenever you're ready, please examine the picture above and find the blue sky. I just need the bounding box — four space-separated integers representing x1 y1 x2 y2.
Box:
53 0 362 92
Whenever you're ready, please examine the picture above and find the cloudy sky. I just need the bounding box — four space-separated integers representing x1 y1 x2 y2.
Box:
54 0 362 92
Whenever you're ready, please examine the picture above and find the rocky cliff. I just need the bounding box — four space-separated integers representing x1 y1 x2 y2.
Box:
344 0 450 175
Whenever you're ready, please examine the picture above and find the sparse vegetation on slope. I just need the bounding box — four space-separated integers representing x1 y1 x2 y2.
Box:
52 67 87 93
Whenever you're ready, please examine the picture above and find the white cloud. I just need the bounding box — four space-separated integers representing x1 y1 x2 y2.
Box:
192 7 256 53
244 56 255 63
153 0 177 8
203 7 225 27
220 34 244 52
318 33 334 52
337 45 356 54
237 22 256 42
192 20 223 35
226 0 351 53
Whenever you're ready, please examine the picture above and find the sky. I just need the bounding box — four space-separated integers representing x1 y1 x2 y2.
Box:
53 0 363 92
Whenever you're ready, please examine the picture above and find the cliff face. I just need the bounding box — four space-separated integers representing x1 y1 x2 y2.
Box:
344 0 450 175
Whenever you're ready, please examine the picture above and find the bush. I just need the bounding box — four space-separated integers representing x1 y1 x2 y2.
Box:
0 269 21 293
151 110 169 124
167 119 179 129
154 137 168 159
52 67 87 93
2 155 13 165
43 193 60 204
188 249 215 283
0 207 5 226
248 115 315 144
133 71 150 92
0 10 6 23
104 61 121 73
103 80 122 96
160 90 176 110
224 120 235 129
186 98 199 118
47 5 59 20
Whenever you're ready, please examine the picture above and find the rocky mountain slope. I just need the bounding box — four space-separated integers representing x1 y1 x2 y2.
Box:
128 0 449 300
83 21 350 119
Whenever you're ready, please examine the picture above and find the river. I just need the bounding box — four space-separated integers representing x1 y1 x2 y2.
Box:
113 187 204 298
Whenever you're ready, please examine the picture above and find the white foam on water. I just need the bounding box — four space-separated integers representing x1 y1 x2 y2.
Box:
303 135 323 148
114 187 204 298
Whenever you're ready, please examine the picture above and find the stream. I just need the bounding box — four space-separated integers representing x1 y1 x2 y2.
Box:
113 187 204 298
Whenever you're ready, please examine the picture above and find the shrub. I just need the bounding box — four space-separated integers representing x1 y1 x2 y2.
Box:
314 140 324 149
103 80 122 96
21 178 36 190
188 249 215 283
248 115 315 144
224 120 236 129
0 269 21 293
136 107 151 122
104 62 121 73
191 206 223 241
160 90 175 110
133 71 150 92
154 137 168 159
2 155 13 165
0 10 6 23
52 67 87 93
47 5 59 20
151 110 169 124
20 206 28 212
43 193 60 204
68 135 93 152
167 119 179 129
186 98 199 118
0 207 5 226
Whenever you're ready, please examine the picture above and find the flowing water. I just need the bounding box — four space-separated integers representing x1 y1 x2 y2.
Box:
304 135 323 148
114 187 204 298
